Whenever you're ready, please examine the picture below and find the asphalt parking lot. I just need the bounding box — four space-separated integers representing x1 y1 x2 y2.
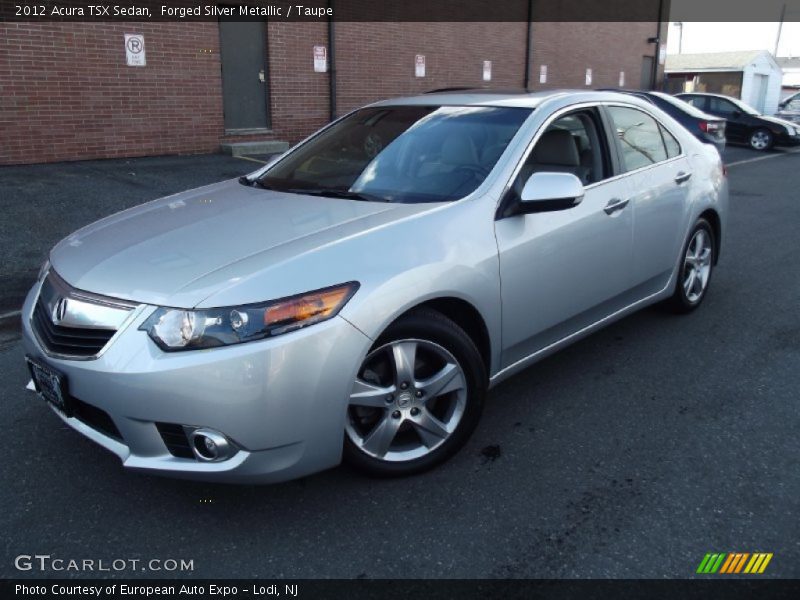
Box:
1 144 798 579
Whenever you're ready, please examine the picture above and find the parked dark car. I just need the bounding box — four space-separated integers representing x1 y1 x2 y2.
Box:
677 92 800 151
603 89 726 153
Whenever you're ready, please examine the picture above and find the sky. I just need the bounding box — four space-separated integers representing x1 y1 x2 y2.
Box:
666 22 800 57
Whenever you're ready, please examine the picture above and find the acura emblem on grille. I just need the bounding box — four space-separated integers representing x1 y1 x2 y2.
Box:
51 297 68 325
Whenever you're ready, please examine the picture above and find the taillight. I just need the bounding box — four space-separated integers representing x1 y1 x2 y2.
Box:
700 121 725 134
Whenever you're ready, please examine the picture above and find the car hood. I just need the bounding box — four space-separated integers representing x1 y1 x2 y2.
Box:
50 179 431 307
758 114 798 129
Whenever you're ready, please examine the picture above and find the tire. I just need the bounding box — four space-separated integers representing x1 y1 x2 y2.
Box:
664 218 715 314
343 307 487 477
748 128 773 151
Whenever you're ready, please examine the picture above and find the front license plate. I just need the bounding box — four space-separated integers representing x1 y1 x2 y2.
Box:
26 356 71 416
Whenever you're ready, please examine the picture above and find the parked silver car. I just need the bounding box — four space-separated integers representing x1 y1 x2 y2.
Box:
22 90 728 483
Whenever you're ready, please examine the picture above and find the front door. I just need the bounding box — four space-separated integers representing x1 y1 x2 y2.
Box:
640 56 654 90
219 19 269 131
495 108 634 368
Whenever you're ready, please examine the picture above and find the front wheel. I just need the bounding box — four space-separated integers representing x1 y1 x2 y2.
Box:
343 308 486 477
749 128 773 151
664 218 715 313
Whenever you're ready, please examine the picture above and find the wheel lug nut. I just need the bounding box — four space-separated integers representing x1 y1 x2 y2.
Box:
385 394 394 404
415 390 423 398
410 407 420 416
400 382 409 390
392 410 401 419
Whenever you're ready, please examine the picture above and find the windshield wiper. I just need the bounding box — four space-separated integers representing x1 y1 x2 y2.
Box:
283 188 390 203
238 176 273 189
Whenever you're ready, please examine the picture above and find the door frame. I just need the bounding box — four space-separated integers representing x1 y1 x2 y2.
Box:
218 17 272 134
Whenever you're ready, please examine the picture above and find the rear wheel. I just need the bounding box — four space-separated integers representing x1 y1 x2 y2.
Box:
665 218 715 313
343 308 486 477
748 128 773 151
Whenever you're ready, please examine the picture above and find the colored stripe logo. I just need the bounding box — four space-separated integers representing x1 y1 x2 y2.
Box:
697 552 773 574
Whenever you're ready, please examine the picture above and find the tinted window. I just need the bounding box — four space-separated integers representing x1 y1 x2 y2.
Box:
682 96 707 110
784 98 800 111
650 92 712 119
606 106 668 172
259 105 531 203
660 125 681 158
708 97 740 116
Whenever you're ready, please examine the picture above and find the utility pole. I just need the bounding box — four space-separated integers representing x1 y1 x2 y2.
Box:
774 3 786 57
674 22 683 54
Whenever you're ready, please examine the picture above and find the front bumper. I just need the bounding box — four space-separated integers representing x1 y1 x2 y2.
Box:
775 132 800 147
21 279 372 483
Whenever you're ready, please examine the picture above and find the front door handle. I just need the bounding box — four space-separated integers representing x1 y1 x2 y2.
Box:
675 171 692 184
603 197 629 215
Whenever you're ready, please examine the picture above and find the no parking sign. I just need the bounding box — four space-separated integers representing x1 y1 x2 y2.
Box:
124 34 146 67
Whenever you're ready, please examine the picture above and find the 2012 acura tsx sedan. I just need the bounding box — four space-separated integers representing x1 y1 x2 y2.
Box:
22 90 728 483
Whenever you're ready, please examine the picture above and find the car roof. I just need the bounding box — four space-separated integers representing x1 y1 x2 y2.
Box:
369 89 649 109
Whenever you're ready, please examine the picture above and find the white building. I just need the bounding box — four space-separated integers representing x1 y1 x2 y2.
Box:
665 50 783 115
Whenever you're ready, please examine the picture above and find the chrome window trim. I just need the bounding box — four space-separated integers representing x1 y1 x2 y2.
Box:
497 100 688 212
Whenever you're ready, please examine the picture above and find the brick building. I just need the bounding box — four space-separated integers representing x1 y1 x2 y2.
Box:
0 17 667 165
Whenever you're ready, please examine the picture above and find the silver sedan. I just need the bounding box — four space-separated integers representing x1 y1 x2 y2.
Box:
22 90 728 483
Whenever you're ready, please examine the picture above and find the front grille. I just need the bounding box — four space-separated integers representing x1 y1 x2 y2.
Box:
156 423 195 459
32 298 115 357
71 397 123 441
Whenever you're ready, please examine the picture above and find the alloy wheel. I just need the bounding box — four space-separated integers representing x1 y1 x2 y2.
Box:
682 229 713 303
750 130 771 150
346 339 468 462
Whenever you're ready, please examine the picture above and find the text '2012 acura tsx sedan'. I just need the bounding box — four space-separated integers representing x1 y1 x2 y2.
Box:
22 90 728 483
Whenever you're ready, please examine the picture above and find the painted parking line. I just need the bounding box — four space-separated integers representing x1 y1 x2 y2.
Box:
0 309 22 321
727 148 800 168
234 155 268 164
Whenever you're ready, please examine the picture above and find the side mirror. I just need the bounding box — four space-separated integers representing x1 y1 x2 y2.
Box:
731 110 743 118
512 172 585 215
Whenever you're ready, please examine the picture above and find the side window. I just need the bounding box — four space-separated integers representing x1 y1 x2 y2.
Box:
606 106 668 172
785 98 800 111
660 124 681 158
684 96 706 110
512 109 609 196
709 98 738 116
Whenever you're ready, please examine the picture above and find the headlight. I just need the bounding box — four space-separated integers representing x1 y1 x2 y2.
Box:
140 282 359 351
37 259 50 282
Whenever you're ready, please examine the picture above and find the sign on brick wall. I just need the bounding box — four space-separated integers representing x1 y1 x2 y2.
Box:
313 45 327 73
124 34 145 67
415 55 425 78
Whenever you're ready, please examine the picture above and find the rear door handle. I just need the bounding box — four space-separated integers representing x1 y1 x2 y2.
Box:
675 171 692 184
603 197 629 215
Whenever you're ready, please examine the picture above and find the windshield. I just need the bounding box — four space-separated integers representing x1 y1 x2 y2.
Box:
257 105 532 203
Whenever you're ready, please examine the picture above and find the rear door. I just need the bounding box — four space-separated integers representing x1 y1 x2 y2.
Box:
604 104 691 295
494 106 635 367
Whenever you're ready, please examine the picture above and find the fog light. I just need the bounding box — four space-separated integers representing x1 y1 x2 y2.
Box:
189 428 234 462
